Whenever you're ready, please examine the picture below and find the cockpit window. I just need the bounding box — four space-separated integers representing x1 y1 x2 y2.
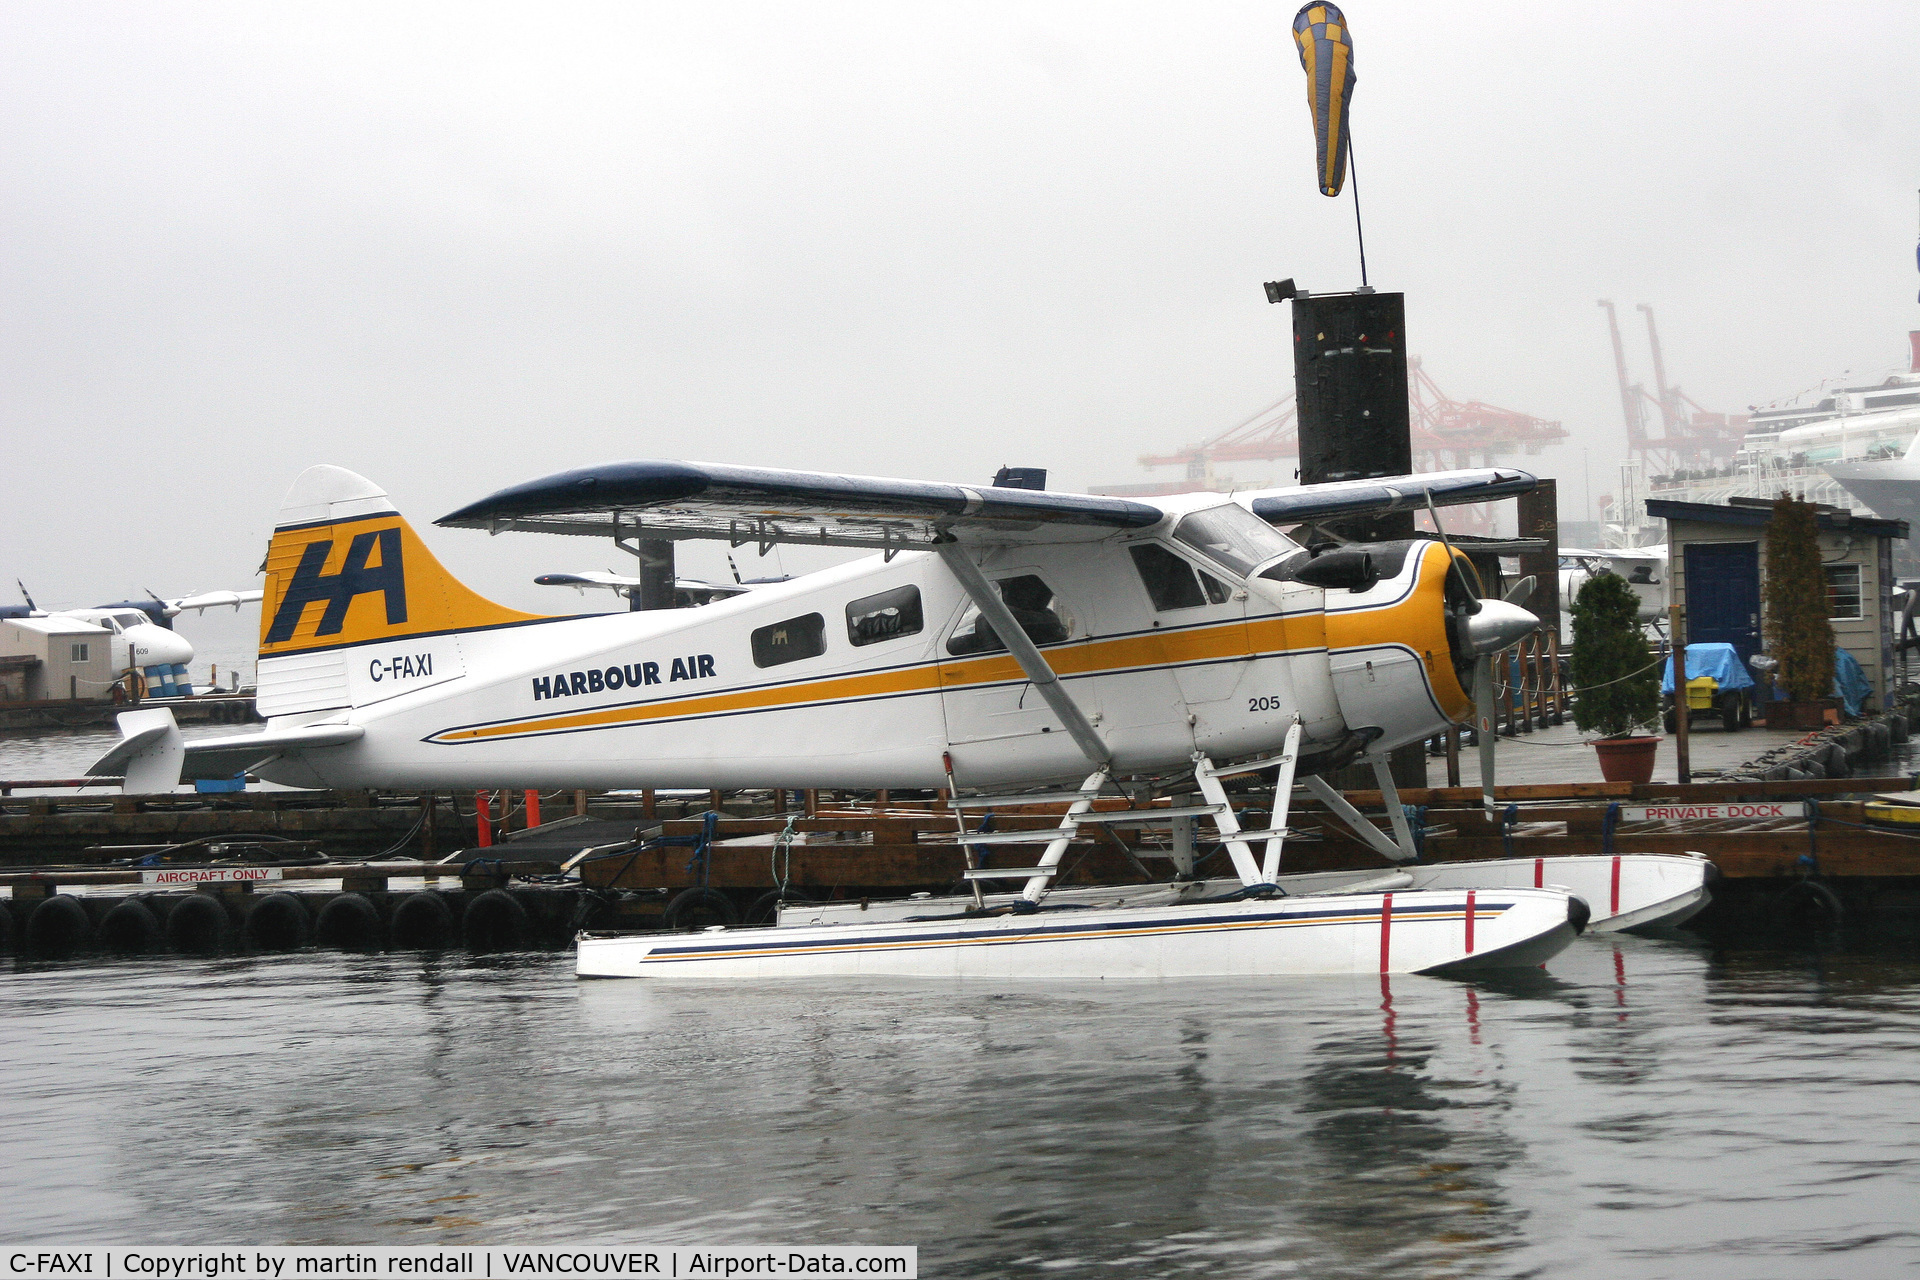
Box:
114 612 147 629
1129 544 1233 611
1172 504 1299 579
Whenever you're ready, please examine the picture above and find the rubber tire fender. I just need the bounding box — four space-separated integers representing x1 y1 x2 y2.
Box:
745 887 813 926
314 892 385 950
1774 880 1845 932
165 892 233 954
99 898 165 955
462 888 530 951
243 892 311 951
25 894 93 958
390 890 456 949
662 887 740 931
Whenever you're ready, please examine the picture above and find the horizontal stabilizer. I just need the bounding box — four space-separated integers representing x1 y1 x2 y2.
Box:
88 711 365 788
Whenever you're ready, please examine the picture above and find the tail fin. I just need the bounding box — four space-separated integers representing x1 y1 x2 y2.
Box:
257 466 548 716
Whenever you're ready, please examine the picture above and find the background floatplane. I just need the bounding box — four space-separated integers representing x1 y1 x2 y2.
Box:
93 460 1709 977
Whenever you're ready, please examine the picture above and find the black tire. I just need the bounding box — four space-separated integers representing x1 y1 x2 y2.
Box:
243 892 311 951
165 893 233 954
1663 708 1678 734
1718 693 1742 732
390 891 456 949
745 888 813 926
1774 880 1845 932
99 898 164 955
314 892 385 950
662 887 739 931
1738 693 1754 729
25 894 93 958
462 888 530 951
0 902 14 953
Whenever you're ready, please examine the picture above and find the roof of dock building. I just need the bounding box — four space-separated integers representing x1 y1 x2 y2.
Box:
1647 497 1909 541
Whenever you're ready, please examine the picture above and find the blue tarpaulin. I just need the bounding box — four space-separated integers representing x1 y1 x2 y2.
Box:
1833 648 1871 716
1662 642 1755 694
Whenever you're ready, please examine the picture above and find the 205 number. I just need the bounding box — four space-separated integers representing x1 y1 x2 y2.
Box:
1247 695 1287 713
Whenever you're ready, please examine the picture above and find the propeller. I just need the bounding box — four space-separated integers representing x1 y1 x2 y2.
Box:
1424 492 1541 812
17 580 38 612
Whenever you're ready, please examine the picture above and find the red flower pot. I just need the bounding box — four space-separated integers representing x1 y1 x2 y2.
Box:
1592 735 1661 783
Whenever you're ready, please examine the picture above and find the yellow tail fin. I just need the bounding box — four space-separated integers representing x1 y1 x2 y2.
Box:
260 466 547 658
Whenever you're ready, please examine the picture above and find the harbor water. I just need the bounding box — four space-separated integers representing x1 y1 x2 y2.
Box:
4 934 1919 1277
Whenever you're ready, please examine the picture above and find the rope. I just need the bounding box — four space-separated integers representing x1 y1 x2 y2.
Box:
770 812 799 893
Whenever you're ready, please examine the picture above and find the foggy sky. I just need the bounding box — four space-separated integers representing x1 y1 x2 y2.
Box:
5 1 1919 613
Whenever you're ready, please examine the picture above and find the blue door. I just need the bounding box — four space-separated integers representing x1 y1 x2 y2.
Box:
1684 542 1762 666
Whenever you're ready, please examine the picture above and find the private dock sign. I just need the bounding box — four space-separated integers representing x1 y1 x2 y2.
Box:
1617 802 1809 823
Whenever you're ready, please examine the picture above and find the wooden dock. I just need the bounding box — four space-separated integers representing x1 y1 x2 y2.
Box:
6 771 1920 958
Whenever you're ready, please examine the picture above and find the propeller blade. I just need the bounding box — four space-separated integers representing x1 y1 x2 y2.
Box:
1503 575 1537 606
1475 654 1498 813
1423 489 1482 614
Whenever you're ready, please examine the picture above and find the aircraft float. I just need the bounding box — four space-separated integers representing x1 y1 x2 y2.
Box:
91 461 1711 978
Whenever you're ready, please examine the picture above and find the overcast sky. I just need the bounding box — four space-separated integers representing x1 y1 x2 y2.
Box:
5 1 1919 614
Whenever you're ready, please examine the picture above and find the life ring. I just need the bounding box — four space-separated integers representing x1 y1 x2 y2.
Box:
745 887 813 926
314 892 385 950
389 891 455 950
243 892 311 951
663 887 739 931
462 888 530 951
99 898 164 955
164 893 233 953
1773 880 1844 931
24 894 93 958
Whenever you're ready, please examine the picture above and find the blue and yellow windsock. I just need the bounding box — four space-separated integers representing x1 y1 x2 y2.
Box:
1292 3 1356 197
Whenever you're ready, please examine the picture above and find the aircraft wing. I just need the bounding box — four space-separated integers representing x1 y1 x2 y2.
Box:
167 589 265 614
437 460 1168 550
534 571 644 591
1240 468 1536 526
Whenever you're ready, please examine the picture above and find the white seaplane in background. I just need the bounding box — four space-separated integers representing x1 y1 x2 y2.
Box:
5 584 262 696
91 460 1712 979
1560 546 1668 627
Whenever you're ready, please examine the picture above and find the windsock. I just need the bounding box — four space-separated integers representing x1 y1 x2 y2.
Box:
1292 3 1356 197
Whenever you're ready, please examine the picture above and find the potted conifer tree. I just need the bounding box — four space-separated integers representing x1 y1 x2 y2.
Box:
1764 493 1837 729
1571 570 1663 782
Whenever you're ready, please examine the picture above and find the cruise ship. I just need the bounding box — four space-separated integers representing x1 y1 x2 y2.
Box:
1607 336 1920 548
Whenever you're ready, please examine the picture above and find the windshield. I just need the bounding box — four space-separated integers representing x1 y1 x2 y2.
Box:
1172 504 1299 578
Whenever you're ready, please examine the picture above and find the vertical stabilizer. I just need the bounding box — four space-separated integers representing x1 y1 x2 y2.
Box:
256 466 550 716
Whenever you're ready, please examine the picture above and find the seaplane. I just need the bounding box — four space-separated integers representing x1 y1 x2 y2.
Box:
4 584 263 697
88 460 1712 978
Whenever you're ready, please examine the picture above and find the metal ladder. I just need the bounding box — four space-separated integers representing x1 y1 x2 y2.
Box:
951 717 1312 899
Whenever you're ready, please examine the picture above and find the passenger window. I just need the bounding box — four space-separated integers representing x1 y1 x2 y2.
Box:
751 613 826 667
847 585 924 646
946 575 1073 655
1129 544 1233 611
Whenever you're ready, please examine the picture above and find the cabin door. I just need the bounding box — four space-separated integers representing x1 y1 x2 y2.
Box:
937 562 1102 784
1683 542 1762 667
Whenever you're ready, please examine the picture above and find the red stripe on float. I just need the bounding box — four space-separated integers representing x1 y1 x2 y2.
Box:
1465 890 1476 954
1379 892 1393 973
1534 857 1544 888
1611 854 1622 915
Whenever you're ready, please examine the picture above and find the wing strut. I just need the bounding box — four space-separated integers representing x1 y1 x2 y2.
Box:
934 541 1111 771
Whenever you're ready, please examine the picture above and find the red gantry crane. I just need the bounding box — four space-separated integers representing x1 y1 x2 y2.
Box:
1597 300 1747 477
1103 359 1568 534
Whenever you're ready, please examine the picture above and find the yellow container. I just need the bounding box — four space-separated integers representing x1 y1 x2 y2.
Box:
1685 675 1718 710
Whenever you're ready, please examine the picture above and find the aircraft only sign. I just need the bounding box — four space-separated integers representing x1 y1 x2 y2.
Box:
141 866 285 885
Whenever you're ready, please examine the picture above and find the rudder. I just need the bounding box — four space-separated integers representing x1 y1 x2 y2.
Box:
256 466 547 716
